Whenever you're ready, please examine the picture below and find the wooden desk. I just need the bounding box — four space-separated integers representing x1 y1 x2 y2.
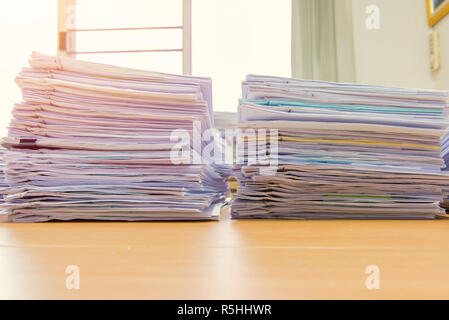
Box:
1 211 449 299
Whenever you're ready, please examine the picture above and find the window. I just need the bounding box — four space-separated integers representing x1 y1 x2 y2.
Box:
0 0 292 138
193 0 291 111
72 0 292 112
0 0 57 137
74 0 185 74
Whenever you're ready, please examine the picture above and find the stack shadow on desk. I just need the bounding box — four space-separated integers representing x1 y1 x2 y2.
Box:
232 75 449 219
1 52 230 222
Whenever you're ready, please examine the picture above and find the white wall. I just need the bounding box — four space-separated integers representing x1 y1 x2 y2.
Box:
350 0 436 89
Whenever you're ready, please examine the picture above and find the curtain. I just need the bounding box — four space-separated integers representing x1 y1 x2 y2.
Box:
291 0 355 82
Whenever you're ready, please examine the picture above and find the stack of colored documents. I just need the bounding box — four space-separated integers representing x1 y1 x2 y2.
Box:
232 75 449 219
1 52 229 222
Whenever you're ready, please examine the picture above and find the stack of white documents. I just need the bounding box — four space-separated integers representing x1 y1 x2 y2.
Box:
1 52 230 222
232 75 449 219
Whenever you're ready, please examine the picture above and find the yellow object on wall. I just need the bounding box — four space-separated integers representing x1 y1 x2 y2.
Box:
430 31 441 71
427 0 449 27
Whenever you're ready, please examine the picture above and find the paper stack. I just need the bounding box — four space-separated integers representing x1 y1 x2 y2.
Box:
232 75 449 219
0 147 6 203
1 52 230 222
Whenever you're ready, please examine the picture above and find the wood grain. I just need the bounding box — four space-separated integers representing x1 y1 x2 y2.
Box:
1 210 448 299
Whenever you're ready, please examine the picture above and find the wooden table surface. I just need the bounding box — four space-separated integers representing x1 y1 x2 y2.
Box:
1 209 449 299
